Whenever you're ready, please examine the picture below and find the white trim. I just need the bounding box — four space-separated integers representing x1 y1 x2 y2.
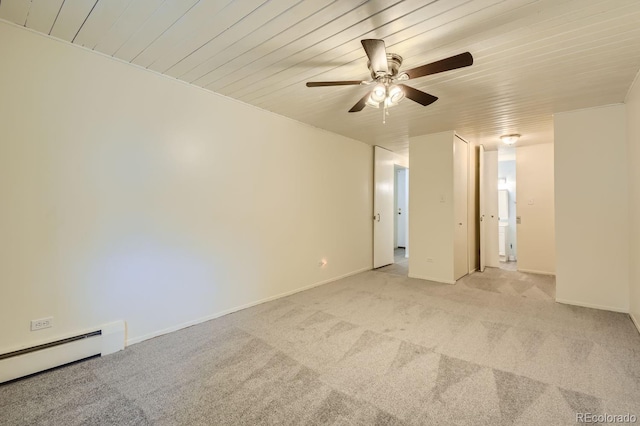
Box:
630 312 640 335
517 268 555 276
126 267 371 346
408 273 456 285
555 298 629 313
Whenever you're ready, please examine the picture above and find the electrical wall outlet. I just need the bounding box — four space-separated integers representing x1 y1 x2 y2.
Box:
31 317 53 331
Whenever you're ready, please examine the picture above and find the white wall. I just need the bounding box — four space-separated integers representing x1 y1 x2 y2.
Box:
0 22 373 353
516 144 555 274
627 73 640 328
554 105 628 312
409 131 455 283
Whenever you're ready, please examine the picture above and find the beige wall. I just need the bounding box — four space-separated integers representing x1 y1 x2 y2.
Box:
409 131 455 283
627 73 640 328
516 144 555 274
0 22 373 352
554 105 629 312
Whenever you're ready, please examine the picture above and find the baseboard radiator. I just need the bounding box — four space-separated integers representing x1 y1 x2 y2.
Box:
0 321 125 384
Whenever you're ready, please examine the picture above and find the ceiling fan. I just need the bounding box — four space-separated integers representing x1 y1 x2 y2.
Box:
306 39 473 122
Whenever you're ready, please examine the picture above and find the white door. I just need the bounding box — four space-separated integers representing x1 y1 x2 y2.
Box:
396 168 408 248
484 151 500 267
374 146 395 268
479 145 486 272
453 137 469 280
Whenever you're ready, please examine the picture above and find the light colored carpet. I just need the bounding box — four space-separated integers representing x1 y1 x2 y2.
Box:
2 267 639 425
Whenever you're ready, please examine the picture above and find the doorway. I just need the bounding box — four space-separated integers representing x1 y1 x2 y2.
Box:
480 146 518 272
498 148 517 270
373 146 409 274
392 165 409 274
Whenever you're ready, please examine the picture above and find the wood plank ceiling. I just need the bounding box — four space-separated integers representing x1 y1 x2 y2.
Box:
2 0 640 153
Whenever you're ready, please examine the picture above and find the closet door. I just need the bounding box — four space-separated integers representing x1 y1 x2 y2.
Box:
453 137 469 280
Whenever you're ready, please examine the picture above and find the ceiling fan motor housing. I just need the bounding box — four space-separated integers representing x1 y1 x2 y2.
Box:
368 53 403 79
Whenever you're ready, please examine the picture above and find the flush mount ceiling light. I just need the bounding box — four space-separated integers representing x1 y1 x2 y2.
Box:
501 134 520 145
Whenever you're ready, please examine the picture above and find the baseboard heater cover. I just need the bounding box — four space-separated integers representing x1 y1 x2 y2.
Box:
0 320 125 384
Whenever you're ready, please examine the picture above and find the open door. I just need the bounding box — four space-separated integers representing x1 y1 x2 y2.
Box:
374 146 395 268
479 144 486 272
453 136 469 280
480 149 500 268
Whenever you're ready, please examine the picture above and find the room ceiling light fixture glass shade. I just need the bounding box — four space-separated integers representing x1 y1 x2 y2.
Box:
370 83 387 103
500 134 520 145
387 84 404 105
367 83 405 111
365 96 380 108
365 81 406 123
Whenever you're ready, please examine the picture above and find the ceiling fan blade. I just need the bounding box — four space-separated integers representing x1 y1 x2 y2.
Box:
306 81 364 87
399 84 438 106
349 91 372 113
404 52 473 80
361 39 388 75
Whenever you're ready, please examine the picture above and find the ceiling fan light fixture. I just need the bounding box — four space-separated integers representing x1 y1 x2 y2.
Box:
500 134 520 145
388 85 404 104
370 84 386 103
365 96 380 108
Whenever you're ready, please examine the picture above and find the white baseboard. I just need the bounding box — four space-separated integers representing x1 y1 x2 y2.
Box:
126 267 371 346
517 268 555 276
407 273 455 285
630 312 640 335
555 298 629 313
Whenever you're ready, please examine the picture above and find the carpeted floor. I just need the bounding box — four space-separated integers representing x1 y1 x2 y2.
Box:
2 267 639 425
